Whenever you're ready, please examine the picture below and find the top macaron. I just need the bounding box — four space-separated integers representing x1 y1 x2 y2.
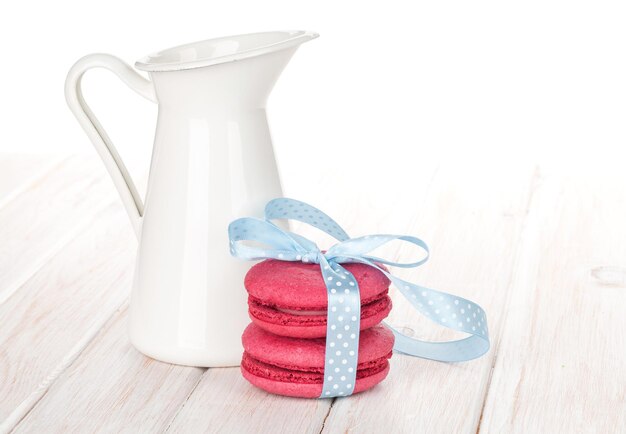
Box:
245 259 392 338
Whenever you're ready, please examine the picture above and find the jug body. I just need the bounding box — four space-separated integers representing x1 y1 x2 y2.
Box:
65 31 318 367
131 49 297 366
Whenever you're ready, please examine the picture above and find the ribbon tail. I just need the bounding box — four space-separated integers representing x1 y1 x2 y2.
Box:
341 255 491 363
387 325 490 362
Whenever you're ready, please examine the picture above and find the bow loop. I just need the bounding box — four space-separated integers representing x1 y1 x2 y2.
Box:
229 217 305 261
265 197 350 242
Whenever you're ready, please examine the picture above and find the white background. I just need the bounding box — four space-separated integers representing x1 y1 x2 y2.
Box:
1 0 625 184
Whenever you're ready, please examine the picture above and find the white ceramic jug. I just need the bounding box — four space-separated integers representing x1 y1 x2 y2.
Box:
65 31 318 367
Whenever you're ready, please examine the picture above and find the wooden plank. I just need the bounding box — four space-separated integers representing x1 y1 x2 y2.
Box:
14 304 205 434
0 203 135 431
478 168 626 433
0 154 62 210
0 153 152 433
166 367 331 434
321 163 537 433
0 156 120 305
15 154 611 432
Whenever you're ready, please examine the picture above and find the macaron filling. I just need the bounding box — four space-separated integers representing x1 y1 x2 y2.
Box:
241 351 392 385
275 307 327 316
248 293 392 327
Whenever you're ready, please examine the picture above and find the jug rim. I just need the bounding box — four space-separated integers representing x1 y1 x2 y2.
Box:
135 30 319 72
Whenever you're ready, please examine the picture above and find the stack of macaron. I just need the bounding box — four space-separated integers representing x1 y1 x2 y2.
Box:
240 258 395 398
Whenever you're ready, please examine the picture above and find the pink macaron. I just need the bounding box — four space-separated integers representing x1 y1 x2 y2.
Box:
245 259 392 338
241 323 394 398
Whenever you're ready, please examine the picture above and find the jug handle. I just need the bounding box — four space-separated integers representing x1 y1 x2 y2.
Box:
65 53 157 239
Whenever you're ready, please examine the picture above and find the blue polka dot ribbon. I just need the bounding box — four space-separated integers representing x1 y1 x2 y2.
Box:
228 198 490 398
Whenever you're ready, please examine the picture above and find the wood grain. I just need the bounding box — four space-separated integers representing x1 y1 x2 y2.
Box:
479 168 626 433
0 155 141 431
1 152 624 433
165 368 332 434
0 156 119 305
14 304 205 434
0 154 63 210
0 204 134 431
10 166 438 434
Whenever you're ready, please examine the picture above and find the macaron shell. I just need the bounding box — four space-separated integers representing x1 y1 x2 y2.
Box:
241 362 390 398
242 323 395 370
248 295 392 338
245 259 390 310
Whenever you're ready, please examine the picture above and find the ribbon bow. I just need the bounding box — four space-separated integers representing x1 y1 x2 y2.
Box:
229 198 489 398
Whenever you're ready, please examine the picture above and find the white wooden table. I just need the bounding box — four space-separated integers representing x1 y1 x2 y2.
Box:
0 154 624 433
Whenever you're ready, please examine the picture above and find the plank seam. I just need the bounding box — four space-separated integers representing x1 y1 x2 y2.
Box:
2 293 129 434
163 369 208 433
475 166 542 434
319 163 441 432
0 197 116 307
318 399 336 434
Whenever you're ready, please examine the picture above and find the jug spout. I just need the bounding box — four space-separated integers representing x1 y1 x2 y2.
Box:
135 31 319 110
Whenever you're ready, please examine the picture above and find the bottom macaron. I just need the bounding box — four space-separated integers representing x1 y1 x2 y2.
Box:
241 323 394 398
